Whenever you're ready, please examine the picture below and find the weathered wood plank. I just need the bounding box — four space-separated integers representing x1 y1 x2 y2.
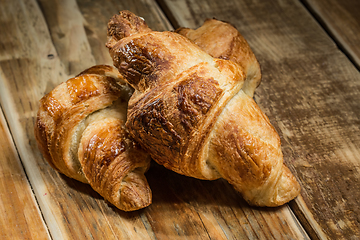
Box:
0 0 310 239
144 163 309 239
0 107 50 239
158 0 360 239
302 0 360 69
75 0 174 65
36 0 96 76
37 0 173 74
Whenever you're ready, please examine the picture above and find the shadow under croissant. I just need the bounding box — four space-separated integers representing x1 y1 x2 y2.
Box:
146 162 249 207
59 173 104 200
146 162 289 212
58 172 148 218
58 161 288 215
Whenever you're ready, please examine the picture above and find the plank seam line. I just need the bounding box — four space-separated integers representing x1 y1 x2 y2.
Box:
299 0 360 72
154 0 180 29
196 211 212 239
289 197 324 240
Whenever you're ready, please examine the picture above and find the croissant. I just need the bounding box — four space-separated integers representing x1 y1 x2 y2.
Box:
34 65 152 211
106 11 300 207
176 18 261 97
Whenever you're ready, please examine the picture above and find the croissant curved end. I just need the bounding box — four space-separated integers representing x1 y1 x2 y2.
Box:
118 170 152 211
242 164 301 207
272 165 301 206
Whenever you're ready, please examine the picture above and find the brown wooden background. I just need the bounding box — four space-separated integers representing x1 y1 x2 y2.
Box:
1 0 359 239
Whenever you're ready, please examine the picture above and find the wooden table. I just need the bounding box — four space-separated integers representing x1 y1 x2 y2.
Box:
1 0 359 239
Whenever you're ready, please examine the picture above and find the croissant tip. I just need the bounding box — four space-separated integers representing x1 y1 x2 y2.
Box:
106 10 151 47
238 164 300 208
118 187 152 211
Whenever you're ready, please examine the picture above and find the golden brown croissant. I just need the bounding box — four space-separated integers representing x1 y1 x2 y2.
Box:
176 18 261 97
106 11 300 207
34 65 152 211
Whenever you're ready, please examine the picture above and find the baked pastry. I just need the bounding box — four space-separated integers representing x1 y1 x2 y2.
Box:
106 11 300 207
34 65 152 211
176 18 261 97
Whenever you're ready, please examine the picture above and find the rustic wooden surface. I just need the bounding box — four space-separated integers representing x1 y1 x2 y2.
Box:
0 108 50 239
303 0 360 69
0 0 359 239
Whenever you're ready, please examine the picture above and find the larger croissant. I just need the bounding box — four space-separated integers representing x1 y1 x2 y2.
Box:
106 11 300 207
35 65 152 211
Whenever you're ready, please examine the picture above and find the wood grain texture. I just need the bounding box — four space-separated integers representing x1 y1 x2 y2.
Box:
302 0 360 69
159 0 360 239
76 0 174 65
0 0 311 239
36 0 96 76
0 108 50 239
37 0 174 72
142 163 308 239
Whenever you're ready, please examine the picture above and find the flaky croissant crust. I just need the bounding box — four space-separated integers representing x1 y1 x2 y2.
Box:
106 11 300 207
35 65 152 211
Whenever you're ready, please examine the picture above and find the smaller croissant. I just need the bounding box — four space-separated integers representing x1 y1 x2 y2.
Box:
176 18 261 97
34 65 152 211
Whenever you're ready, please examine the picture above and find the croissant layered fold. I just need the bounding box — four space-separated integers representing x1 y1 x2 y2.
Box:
35 65 152 211
175 19 262 97
106 11 300 207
